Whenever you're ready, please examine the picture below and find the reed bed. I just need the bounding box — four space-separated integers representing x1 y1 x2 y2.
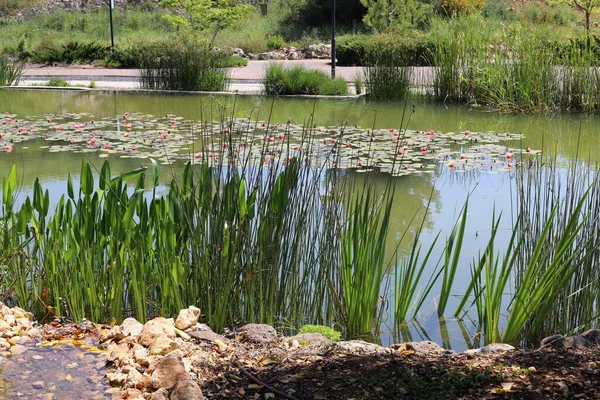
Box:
430 15 600 112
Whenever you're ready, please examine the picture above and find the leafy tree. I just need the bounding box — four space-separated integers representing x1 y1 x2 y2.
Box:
161 0 252 46
572 0 597 41
359 0 431 32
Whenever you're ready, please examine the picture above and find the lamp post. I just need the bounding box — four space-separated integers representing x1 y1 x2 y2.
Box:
109 0 115 48
331 0 336 78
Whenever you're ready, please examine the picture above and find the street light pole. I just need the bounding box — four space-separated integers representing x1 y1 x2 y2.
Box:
109 0 115 48
331 0 336 78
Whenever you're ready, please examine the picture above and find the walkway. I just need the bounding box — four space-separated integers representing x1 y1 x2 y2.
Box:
19 60 364 92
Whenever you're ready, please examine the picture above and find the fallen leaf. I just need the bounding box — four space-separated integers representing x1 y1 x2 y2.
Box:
264 393 275 399
248 384 263 390
257 356 278 366
65 374 72 381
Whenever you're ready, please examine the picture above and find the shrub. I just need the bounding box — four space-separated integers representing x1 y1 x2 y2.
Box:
263 63 348 95
267 35 285 50
438 0 484 17
336 34 433 67
46 77 69 87
299 325 341 342
30 41 110 64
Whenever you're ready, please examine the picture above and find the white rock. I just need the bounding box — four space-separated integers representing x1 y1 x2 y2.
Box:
175 306 201 330
148 335 180 356
137 318 176 347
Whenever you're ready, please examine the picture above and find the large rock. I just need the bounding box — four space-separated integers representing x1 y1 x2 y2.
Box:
150 388 169 400
138 318 176 347
148 334 180 356
540 329 600 350
390 341 446 356
463 343 515 355
122 318 144 338
175 306 201 330
150 353 188 389
332 340 390 356
237 324 277 345
170 379 204 400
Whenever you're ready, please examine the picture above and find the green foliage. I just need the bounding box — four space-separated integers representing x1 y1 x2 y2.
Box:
219 55 248 67
46 77 69 87
336 34 433 66
0 56 23 86
263 64 348 95
160 0 252 46
267 35 285 49
138 40 229 91
360 0 431 32
438 0 484 17
29 41 110 64
299 324 341 341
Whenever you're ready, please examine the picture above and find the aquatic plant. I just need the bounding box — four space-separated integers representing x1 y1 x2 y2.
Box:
263 64 348 96
0 56 23 86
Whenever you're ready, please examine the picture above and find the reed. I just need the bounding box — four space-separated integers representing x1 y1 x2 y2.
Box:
429 15 600 112
0 56 23 86
139 40 229 92
363 49 411 101
263 63 348 96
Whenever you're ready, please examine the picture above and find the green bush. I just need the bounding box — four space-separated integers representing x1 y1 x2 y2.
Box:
46 77 69 87
299 325 341 342
336 34 433 67
218 55 249 67
264 63 348 95
267 35 285 50
30 41 110 64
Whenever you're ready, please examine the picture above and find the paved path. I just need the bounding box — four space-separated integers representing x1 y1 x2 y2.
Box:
19 60 364 91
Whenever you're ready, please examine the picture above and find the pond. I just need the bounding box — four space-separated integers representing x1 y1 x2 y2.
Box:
0 89 599 351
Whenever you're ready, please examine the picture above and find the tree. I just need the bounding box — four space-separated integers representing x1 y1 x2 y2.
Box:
161 0 252 46
359 0 431 32
572 0 597 44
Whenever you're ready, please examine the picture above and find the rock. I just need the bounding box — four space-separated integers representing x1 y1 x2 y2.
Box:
125 368 144 389
31 380 44 389
391 341 446 356
464 343 515 355
121 318 144 338
106 372 128 386
150 388 169 400
9 344 27 355
231 48 245 58
540 330 600 350
170 379 204 400
138 318 176 347
175 306 201 330
332 340 389 356
150 353 188 389
133 347 149 366
258 52 280 60
189 323 213 333
148 335 180 356
189 330 225 343
100 325 125 343
237 324 277 345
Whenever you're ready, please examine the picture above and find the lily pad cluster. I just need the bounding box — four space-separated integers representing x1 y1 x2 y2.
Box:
0 111 539 175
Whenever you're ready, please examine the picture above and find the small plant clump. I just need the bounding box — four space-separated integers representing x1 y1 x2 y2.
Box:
47 77 69 87
299 325 341 342
263 64 348 96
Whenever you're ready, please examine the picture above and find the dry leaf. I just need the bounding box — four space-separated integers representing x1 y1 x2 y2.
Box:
264 393 275 399
248 384 263 390
256 356 278 366
65 374 72 381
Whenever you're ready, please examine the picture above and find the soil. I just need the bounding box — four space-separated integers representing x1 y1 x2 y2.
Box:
198 345 600 400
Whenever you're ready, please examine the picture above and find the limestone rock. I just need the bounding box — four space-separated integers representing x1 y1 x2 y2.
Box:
189 330 225 343
150 353 188 389
150 388 169 400
121 317 144 338
540 329 600 350
463 343 515 355
148 335 180 356
170 379 204 400
332 340 390 356
100 325 125 343
391 341 445 356
138 318 176 347
237 323 277 345
175 306 201 330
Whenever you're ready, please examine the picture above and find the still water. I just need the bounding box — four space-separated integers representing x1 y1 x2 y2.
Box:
0 89 598 350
